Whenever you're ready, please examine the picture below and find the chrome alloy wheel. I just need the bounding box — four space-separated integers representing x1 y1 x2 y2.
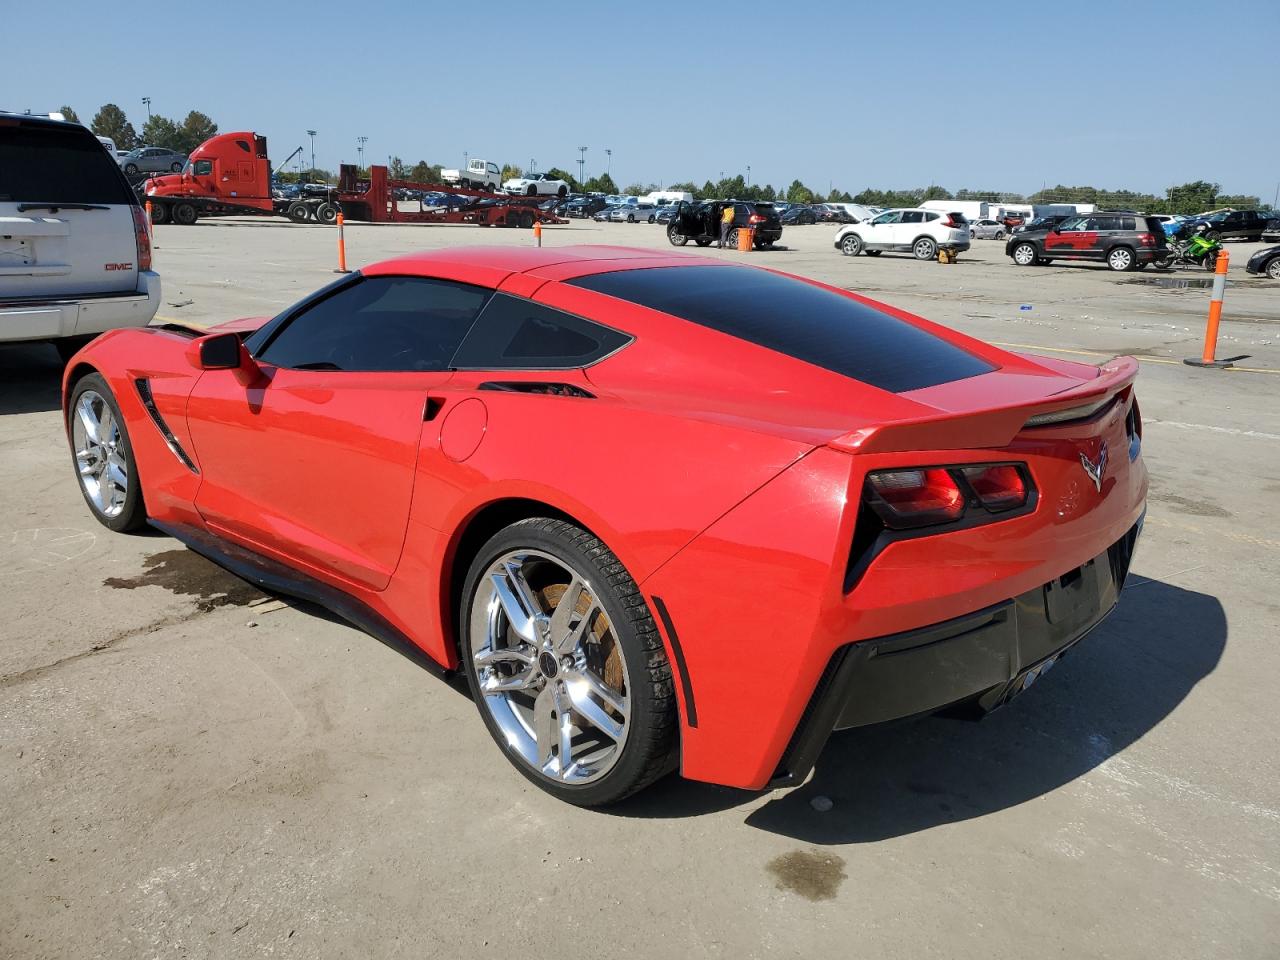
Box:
71 390 128 518
469 550 630 785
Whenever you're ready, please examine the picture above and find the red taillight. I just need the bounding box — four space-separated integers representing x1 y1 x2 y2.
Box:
748 214 765 224
131 206 152 272
864 463 1032 530
958 464 1027 512
1137 232 1155 247
942 215 959 228
865 468 965 529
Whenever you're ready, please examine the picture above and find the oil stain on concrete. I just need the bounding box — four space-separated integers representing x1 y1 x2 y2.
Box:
103 549 265 612
766 848 848 901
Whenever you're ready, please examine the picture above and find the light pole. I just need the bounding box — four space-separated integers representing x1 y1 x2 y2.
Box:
306 130 316 180
530 158 536 175
142 97 151 119
605 148 611 177
357 136 368 171
578 146 587 189
747 165 751 188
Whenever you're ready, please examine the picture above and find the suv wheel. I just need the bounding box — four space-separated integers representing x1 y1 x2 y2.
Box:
667 226 688 246
913 237 938 261
1107 246 1136 272
840 233 863 256
1012 242 1038 266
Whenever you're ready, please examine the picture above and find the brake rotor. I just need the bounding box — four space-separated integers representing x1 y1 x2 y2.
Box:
540 583 625 697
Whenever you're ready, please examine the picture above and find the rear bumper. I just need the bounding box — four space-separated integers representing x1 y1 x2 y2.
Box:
940 238 971 252
770 517 1142 786
0 271 161 343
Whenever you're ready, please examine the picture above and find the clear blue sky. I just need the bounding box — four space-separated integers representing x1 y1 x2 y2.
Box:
7 0 1278 201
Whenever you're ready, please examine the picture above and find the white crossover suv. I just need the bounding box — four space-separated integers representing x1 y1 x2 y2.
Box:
834 208 971 260
1 113 160 360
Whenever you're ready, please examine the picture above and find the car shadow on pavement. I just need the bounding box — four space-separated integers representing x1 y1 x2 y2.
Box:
742 578 1224 843
0 342 64 415
613 579 1224 837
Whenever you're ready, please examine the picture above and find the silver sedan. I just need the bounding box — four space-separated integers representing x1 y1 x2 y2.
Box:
969 218 1007 240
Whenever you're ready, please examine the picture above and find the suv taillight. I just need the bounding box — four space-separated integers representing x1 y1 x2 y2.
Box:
1137 232 1156 247
131 206 152 271
748 214 765 224
942 215 960 228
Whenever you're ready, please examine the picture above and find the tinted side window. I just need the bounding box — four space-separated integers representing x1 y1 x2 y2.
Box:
258 276 491 372
901 211 924 224
570 266 994 393
193 160 213 175
1119 217 1136 231
452 294 631 369
0 121 134 205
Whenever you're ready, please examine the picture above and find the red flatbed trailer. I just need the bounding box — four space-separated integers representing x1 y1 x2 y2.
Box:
333 164 566 228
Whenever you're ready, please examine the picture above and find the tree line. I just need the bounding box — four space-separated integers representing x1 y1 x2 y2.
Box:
63 105 1263 214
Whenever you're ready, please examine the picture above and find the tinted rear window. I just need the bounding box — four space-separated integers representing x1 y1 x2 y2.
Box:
0 120 134 205
569 265 994 392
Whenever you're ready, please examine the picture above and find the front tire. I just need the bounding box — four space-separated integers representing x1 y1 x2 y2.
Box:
840 233 863 256
667 226 688 246
149 202 168 225
1267 257 1280 280
1012 242 1038 266
68 373 146 533
124 163 139 175
460 518 677 807
526 185 538 197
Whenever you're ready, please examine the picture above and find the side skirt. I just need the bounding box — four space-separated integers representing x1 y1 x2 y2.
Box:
150 519 463 689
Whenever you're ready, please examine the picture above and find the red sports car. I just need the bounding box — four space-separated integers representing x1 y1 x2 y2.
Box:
62 245 1146 806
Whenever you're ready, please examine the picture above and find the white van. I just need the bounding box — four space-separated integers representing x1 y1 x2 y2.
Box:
1 113 161 361
642 190 694 206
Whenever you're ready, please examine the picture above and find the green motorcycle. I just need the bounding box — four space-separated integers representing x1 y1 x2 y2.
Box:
1153 226 1222 271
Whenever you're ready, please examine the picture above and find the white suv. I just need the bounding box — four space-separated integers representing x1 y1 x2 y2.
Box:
1 114 160 360
833 207 971 260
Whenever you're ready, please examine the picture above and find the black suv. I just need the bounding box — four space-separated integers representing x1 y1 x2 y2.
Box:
563 196 608 218
1185 209 1272 242
1006 212 1168 271
667 200 783 249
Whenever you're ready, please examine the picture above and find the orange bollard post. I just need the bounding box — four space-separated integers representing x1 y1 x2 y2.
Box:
533 220 542 247
334 210 350 274
145 199 153 226
1184 249 1238 368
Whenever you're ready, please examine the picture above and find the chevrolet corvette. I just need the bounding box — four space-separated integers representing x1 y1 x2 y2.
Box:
62 245 1147 806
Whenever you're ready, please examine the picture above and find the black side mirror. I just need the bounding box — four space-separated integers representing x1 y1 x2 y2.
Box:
197 332 244 370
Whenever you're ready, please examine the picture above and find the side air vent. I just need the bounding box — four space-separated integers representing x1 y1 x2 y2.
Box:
134 378 199 474
478 381 595 399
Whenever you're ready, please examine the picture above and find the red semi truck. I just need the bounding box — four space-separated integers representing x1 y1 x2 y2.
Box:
144 131 563 229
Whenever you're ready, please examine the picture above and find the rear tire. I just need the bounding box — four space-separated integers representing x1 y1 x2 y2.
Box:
287 202 311 223
913 237 938 261
840 233 863 256
67 373 147 534
314 203 338 225
172 202 198 225
459 518 677 807
124 163 139 175
1012 242 1038 266
170 162 183 172
558 185 568 198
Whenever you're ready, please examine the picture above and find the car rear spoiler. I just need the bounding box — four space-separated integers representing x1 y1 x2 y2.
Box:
828 356 1138 454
